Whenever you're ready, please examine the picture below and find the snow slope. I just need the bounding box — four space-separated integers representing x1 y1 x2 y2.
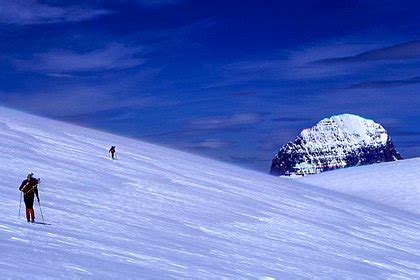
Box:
0 107 419 279
299 158 420 215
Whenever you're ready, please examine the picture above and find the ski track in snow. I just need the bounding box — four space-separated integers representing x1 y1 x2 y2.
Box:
0 107 419 279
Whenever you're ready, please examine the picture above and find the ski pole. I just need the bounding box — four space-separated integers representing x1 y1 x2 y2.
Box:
18 192 22 220
37 199 45 224
36 179 45 224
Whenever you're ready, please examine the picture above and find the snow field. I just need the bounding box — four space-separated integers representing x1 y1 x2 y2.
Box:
0 107 419 279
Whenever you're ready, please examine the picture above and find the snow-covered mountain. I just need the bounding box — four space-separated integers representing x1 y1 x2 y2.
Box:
0 107 419 279
270 114 402 176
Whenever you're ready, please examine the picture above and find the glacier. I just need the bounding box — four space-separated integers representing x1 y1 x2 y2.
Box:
0 107 419 279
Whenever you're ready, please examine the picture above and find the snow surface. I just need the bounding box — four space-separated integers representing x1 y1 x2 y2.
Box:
299 158 420 215
0 107 419 279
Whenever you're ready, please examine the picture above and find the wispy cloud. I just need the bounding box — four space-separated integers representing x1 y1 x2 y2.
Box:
207 42 379 87
0 86 154 117
347 76 420 89
0 68 159 117
179 139 232 150
392 131 420 136
14 43 145 73
46 73 75 78
186 113 264 130
272 117 312 123
313 41 420 64
230 91 257 97
0 85 145 117
134 0 183 7
396 140 420 148
219 60 285 82
0 0 110 25
258 127 302 152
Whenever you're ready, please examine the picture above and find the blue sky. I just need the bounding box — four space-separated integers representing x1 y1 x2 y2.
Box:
0 0 419 171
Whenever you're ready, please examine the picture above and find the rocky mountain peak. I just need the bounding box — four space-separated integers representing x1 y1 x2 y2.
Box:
270 114 402 176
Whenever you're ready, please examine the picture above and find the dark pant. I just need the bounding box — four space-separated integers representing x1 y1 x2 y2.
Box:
24 194 35 209
25 208 35 222
24 194 36 222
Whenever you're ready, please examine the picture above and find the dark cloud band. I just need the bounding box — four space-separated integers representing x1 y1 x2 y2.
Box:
313 41 420 64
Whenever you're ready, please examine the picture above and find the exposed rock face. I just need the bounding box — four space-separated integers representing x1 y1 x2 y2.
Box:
270 114 402 176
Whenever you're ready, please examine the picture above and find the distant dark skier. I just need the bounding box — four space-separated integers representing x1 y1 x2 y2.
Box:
19 173 40 223
109 146 116 160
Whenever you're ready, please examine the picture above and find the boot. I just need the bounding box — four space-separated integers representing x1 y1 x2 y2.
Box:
25 208 30 222
30 209 35 223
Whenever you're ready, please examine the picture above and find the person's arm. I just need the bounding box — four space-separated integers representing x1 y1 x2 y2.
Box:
19 180 27 191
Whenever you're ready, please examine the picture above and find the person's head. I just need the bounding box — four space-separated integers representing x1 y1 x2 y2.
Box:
27 173 33 180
